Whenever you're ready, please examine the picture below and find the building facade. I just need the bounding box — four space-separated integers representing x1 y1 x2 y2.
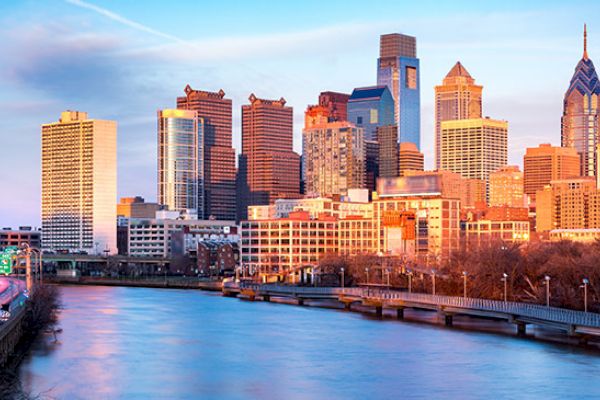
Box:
440 118 508 199
377 33 421 148
128 218 237 258
434 62 483 169
177 86 237 220
117 197 161 219
523 144 580 203
347 86 395 141
377 125 399 178
561 26 600 177
157 109 204 218
0 228 41 249
302 121 365 197
41 111 117 254
489 166 525 207
535 177 600 232
398 142 424 176
238 94 301 220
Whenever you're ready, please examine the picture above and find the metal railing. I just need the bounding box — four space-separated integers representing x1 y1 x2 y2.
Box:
237 282 600 328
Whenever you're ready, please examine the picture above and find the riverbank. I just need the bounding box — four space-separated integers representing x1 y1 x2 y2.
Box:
45 276 223 291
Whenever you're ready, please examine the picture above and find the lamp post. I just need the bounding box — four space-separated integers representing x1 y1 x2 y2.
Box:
544 275 551 307
386 268 390 288
341 267 345 289
365 267 369 285
431 269 436 296
501 273 508 302
581 278 589 313
407 270 413 293
462 271 468 298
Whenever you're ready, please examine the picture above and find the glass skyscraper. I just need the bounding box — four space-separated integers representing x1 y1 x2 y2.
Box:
157 109 205 218
562 25 600 177
347 86 395 141
377 33 421 149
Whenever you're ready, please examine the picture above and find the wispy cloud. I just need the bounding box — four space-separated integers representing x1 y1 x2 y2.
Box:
65 0 185 43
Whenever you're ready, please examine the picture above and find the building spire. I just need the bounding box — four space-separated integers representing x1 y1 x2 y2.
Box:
584 24 589 60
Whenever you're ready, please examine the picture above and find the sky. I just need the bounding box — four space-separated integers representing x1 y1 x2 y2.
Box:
0 0 596 227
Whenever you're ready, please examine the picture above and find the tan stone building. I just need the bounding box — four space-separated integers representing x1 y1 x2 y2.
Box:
489 166 525 207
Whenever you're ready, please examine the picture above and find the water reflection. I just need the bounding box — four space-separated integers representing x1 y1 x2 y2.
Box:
18 286 600 399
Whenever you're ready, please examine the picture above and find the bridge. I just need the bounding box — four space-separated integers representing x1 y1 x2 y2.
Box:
225 283 600 341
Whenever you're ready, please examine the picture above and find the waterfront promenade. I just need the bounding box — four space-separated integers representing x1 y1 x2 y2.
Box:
226 282 600 343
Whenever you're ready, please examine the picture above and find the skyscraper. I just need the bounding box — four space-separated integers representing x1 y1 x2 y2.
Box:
489 166 525 207
41 111 117 254
440 118 508 199
377 33 421 148
157 109 204 218
177 85 237 220
377 125 399 178
303 121 365 197
347 86 395 141
305 91 350 129
523 143 580 203
434 62 483 169
398 142 424 176
562 25 600 177
238 94 301 220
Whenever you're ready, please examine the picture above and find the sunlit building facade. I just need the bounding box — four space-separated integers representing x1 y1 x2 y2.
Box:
434 62 483 169
303 121 365 197
177 86 237 220
398 142 424 176
238 94 301 220
523 144 580 203
561 26 600 177
41 111 117 254
489 166 525 207
440 118 508 199
158 109 204 218
377 33 421 148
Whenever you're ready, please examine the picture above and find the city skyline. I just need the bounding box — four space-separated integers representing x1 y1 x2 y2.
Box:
1 1 598 226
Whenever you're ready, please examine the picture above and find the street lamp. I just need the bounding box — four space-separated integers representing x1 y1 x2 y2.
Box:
340 267 345 288
365 267 369 285
386 268 390 288
407 270 413 293
544 275 551 307
581 278 589 313
501 273 508 302
462 271 468 298
431 269 436 296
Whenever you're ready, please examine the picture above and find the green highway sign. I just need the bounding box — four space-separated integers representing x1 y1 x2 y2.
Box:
0 246 18 275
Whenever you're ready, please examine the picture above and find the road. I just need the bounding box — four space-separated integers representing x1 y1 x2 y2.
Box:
0 277 26 307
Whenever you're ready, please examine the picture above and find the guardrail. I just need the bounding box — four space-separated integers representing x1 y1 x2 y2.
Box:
238 283 600 329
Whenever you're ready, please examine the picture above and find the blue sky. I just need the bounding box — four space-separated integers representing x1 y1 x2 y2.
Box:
0 0 595 227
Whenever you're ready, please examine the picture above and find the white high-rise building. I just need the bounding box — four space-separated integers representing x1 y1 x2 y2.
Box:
41 111 117 254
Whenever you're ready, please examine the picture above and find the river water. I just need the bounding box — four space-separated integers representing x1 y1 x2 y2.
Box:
18 285 600 399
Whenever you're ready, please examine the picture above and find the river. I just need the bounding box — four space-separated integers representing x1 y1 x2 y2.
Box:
18 285 600 399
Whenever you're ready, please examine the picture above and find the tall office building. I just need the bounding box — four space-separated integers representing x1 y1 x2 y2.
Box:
562 26 600 177
523 144 580 203
303 121 365 197
377 125 399 178
398 142 424 176
434 62 483 169
377 33 421 148
364 140 380 192
41 111 117 254
177 86 236 220
238 94 301 220
347 86 395 141
158 109 204 217
489 166 525 207
440 118 508 199
304 91 350 129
